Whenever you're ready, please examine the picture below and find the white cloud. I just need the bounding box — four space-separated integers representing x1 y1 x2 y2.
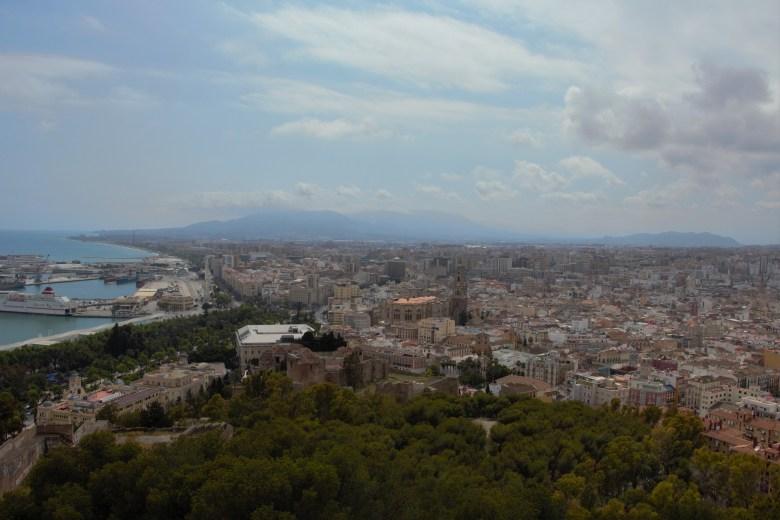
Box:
80 15 106 33
39 119 56 132
471 165 502 181
559 155 624 186
104 86 156 109
180 190 291 209
271 118 389 140
0 53 112 109
507 128 542 148
414 183 460 200
0 53 155 111
749 172 780 191
757 193 780 209
513 160 567 192
543 191 602 204
564 64 780 186
440 173 463 182
623 180 692 209
336 185 362 198
238 77 544 124
475 179 516 201
217 40 267 68
752 175 780 209
563 85 669 151
252 7 582 92
375 189 393 200
620 179 743 209
467 1 779 96
294 182 318 199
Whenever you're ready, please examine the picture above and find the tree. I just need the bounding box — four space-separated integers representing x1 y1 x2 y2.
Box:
3 369 775 519
95 403 117 423
214 292 231 309
342 350 363 389
640 406 662 426
0 391 23 440
650 411 702 474
425 365 442 377
727 454 763 508
457 358 484 387
485 360 510 383
201 395 228 421
43 483 93 520
140 401 172 428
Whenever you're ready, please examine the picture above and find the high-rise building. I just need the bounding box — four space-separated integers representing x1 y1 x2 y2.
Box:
450 260 468 325
386 259 406 282
490 256 511 274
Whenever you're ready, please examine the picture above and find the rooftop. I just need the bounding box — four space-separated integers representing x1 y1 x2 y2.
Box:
236 324 315 346
393 296 437 305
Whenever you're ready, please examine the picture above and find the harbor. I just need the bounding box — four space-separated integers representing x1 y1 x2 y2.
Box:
0 235 209 347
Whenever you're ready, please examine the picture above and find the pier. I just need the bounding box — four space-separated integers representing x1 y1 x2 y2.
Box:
25 276 102 286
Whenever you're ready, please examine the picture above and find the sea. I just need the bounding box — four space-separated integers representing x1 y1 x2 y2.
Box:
0 231 154 347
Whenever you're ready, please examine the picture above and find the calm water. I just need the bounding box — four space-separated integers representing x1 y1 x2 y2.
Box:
0 231 154 346
0 314 115 347
0 230 150 263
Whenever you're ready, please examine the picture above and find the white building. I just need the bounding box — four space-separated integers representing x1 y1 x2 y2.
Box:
569 373 628 407
236 324 315 372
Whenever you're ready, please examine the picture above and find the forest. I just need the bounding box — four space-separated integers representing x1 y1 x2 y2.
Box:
2 370 779 520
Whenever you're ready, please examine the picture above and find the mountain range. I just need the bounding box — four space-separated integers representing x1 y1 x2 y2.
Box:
93 209 741 247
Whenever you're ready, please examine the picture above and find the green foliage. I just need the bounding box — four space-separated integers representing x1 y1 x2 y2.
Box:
214 292 231 309
2 376 779 519
300 331 347 353
140 401 172 428
0 391 24 440
457 357 484 386
201 395 228 421
485 359 511 382
457 358 511 387
0 305 285 406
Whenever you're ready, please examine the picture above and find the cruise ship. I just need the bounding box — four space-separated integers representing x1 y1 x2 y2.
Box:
0 287 80 316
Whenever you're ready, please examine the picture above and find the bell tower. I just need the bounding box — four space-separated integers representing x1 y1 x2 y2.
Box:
68 372 84 397
450 259 468 325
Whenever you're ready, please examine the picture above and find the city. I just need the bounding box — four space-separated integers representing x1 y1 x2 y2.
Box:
2 1 779 518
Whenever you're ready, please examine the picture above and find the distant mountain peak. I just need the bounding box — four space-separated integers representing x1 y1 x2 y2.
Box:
597 231 740 247
92 209 742 246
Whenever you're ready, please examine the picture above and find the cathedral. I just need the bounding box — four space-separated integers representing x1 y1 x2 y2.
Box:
449 261 468 325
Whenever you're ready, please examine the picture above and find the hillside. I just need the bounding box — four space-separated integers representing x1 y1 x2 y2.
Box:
90 209 741 246
2 376 778 518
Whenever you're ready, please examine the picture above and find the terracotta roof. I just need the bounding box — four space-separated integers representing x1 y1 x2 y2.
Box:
393 296 437 304
495 375 553 392
703 428 751 447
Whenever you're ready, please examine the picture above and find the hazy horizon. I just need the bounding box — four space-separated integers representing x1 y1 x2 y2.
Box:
2 1 778 244
0 212 764 247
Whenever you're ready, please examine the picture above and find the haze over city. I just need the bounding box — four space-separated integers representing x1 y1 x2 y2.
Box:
1 1 778 243
4 2 780 517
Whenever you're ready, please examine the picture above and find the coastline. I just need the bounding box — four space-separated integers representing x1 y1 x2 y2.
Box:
68 236 159 259
0 311 198 351
0 233 194 349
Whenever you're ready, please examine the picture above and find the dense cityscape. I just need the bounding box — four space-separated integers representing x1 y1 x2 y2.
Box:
3 1 779 518
0 237 779 518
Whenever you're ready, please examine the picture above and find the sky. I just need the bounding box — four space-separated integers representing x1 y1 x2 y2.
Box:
1 1 779 244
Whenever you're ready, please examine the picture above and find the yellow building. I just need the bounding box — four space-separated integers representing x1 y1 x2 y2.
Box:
334 283 361 300
417 318 455 345
764 349 780 370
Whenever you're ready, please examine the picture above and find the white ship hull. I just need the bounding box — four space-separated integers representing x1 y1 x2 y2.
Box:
0 305 77 316
0 290 79 316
